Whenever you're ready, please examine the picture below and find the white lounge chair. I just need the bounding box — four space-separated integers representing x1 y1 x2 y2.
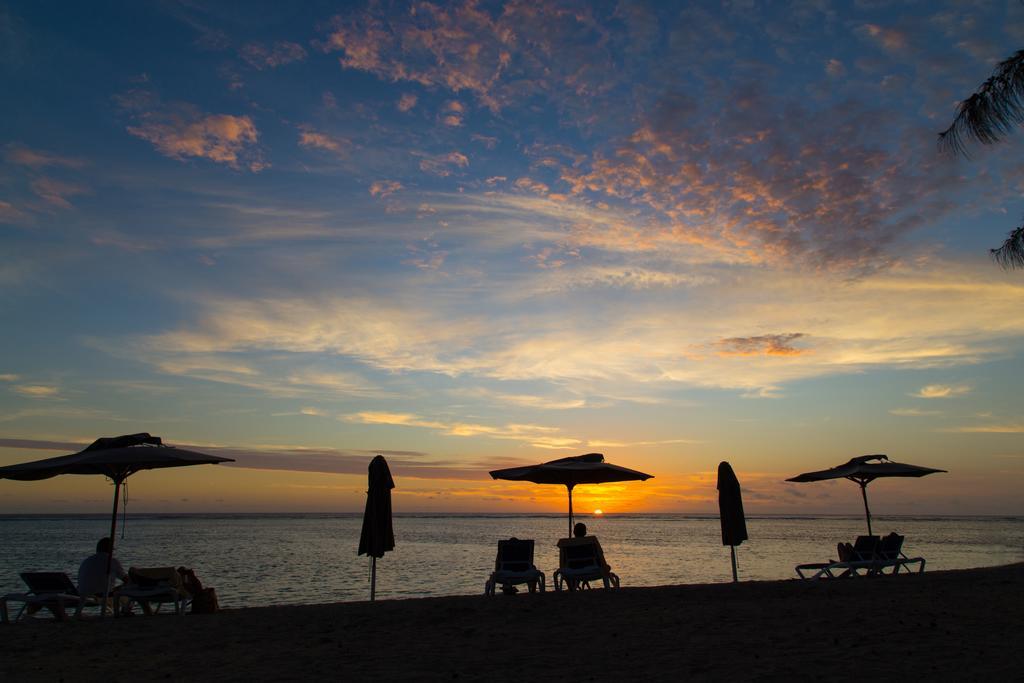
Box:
0 572 101 623
553 540 620 591
485 539 546 595
796 533 925 579
117 567 191 616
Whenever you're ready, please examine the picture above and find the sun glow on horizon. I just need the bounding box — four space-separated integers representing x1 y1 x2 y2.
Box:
593 509 603 515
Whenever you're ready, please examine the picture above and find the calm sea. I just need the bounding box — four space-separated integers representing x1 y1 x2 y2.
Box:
1 514 1021 608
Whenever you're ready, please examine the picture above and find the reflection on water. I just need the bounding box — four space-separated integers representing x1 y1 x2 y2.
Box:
1 514 1021 608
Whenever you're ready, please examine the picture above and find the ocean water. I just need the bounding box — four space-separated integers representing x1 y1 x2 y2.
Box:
1 513 1021 608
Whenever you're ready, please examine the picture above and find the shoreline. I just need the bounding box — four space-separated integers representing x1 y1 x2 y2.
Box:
2 563 1021 681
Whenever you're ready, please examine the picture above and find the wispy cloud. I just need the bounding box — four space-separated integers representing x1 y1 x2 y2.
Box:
240 41 307 69
12 384 60 399
0 437 490 481
889 408 942 417
587 438 699 448
945 423 1024 434
369 180 402 198
118 258 1024 401
0 200 28 224
29 177 88 208
416 151 469 177
912 384 971 398
5 144 86 169
297 126 350 156
345 411 581 449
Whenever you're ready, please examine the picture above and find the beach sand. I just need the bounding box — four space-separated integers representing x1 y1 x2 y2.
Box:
1 563 1020 681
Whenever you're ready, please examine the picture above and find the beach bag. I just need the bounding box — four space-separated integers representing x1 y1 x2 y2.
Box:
178 567 219 614
191 587 219 614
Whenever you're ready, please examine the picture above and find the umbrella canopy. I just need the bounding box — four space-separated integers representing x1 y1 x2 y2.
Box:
717 462 748 547
358 455 395 601
490 453 653 536
0 433 231 482
0 433 232 612
358 455 395 558
717 461 748 583
787 454 946 535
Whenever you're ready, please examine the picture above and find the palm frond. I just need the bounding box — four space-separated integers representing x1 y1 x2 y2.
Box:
939 50 1024 157
991 223 1024 269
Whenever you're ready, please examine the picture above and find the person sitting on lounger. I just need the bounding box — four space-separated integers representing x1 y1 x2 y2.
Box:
77 537 130 610
557 522 612 573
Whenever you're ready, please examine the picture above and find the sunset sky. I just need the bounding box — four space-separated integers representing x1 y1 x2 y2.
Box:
2 0 1023 516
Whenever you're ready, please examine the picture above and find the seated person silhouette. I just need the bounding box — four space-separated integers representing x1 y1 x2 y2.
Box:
77 537 136 615
556 522 613 589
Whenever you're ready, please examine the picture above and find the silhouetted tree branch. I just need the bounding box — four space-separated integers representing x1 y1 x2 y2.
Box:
939 50 1024 157
940 47 1024 269
991 223 1024 269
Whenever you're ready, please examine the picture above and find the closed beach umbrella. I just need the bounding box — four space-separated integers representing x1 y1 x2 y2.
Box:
717 461 748 582
786 454 946 535
0 433 232 611
358 454 395 601
490 453 653 537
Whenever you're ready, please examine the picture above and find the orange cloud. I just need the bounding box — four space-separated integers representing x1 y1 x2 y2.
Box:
297 126 349 156
317 2 614 114
370 180 403 198
717 333 808 357
514 177 550 195
397 93 418 112
122 96 265 172
417 151 469 176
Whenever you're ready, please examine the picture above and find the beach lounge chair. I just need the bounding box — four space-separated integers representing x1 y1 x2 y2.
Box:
553 539 620 591
0 572 101 623
874 533 926 575
485 538 546 596
117 567 192 616
796 533 925 579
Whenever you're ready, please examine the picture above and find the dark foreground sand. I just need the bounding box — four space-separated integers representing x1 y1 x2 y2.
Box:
2 563 1021 682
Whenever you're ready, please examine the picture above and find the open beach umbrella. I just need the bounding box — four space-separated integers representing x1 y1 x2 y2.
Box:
357 454 395 601
489 453 653 537
786 454 947 535
717 461 748 582
0 433 232 610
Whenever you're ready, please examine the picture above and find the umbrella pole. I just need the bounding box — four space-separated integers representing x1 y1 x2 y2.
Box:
730 545 738 583
370 556 376 602
102 476 122 617
567 484 575 537
859 480 872 536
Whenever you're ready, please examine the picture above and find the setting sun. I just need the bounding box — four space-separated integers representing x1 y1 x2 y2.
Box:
593 509 603 515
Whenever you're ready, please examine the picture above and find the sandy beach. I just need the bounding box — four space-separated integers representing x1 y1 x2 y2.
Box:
1 563 1020 681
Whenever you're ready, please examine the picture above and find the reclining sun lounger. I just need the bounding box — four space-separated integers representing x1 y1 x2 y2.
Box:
553 539 620 591
796 533 925 579
118 567 192 615
485 539 546 596
0 572 100 623
873 533 926 575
